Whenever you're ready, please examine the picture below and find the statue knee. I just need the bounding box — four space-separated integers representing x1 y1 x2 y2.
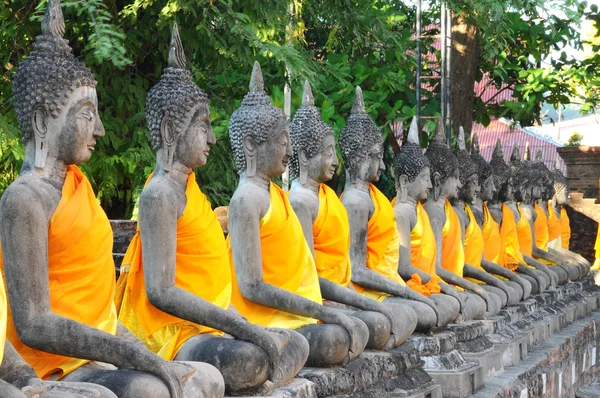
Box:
117 372 171 398
219 340 269 392
550 266 568 285
485 285 507 307
298 320 368 367
521 274 539 294
431 294 458 327
465 293 486 320
410 301 436 331
383 302 417 346
520 277 532 299
505 282 522 305
350 310 391 350
485 292 502 317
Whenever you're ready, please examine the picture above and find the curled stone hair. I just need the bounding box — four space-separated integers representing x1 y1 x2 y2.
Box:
394 117 429 183
470 133 492 187
145 23 208 151
489 138 511 188
12 0 97 144
339 87 383 174
228 61 286 172
453 126 478 186
289 80 334 181
424 117 459 185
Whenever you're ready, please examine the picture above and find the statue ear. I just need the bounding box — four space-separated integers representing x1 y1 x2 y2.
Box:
160 116 176 172
399 174 409 203
432 172 441 201
299 149 309 185
243 135 257 177
32 105 49 169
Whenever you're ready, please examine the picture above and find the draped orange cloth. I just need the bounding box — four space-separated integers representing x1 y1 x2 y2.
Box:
482 204 502 264
0 273 6 366
353 185 405 301
593 224 600 270
116 173 231 359
534 203 550 251
407 202 441 296
547 203 561 246
499 204 524 271
516 204 533 257
313 184 352 287
560 207 571 250
228 182 321 329
463 204 486 284
441 201 465 277
0 165 117 379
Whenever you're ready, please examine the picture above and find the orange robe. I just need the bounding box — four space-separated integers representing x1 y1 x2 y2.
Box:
534 203 550 251
560 207 571 250
442 201 465 278
482 204 502 264
499 203 524 271
313 184 352 287
0 273 6 366
516 204 533 258
408 202 441 296
0 165 117 379
547 203 562 249
464 204 485 284
117 173 231 359
228 182 321 329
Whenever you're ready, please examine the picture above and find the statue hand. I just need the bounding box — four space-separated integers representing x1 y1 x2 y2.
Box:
444 286 465 313
154 361 191 398
472 287 493 312
323 312 363 363
378 306 402 344
255 328 285 383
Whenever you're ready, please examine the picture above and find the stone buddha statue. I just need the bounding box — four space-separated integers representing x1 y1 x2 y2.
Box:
451 128 520 307
469 134 531 300
393 118 460 327
506 144 559 288
115 26 307 395
288 80 416 350
423 120 491 320
0 2 223 397
227 62 369 368
339 88 444 332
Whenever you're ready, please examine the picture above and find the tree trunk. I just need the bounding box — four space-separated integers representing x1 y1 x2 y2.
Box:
451 16 479 146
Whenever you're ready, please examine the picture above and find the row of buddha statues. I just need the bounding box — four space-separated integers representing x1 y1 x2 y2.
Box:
0 1 592 397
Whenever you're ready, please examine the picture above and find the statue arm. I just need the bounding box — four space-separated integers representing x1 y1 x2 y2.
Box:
288 193 317 255
463 263 512 297
395 209 431 282
0 341 37 389
480 259 529 290
0 189 184 398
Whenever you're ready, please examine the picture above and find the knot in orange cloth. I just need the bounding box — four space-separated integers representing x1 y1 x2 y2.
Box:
441 201 465 277
407 202 441 296
534 203 550 251
499 204 524 271
116 172 231 358
547 203 561 245
0 273 6 367
482 204 502 264
228 182 322 329
1 165 117 379
516 204 533 257
313 184 352 287
560 207 571 250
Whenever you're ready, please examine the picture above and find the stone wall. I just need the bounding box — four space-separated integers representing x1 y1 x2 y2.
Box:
565 206 599 264
558 146 600 202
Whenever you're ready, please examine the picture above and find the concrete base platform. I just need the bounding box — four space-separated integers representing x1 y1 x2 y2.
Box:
493 332 528 367
238 379 317 398
427 361 483 398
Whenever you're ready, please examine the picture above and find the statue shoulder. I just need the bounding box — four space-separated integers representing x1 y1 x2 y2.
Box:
0 176 59 222
229 182 270 221
288 188 319 222
139 177 184 219
341 188 373 217
394 203 417 229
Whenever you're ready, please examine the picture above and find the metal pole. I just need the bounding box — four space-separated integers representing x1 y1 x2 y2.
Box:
282 1 293 191
440 0 446 141
445 3 452 146
416 0 422 133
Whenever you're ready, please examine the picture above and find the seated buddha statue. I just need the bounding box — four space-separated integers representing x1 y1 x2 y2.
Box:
469 133 531 300
115 26 307 395
393 118 461 326
226 63 369 368
451 129 519 308
340 88 446 332
550 167 573 253
423 120 494 319
0 3 223 397
288 80 415 350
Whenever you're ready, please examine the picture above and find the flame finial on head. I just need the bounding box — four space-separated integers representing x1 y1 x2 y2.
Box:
302 80 314 107
535 148 544 163
42 0 65 38
249 61 264 93
431 116 445 144
492 138 504 160
351 86 365 114
457 126 466 150
523 142 531 161
471 132 480 155
407 117 420 145
167 22 186 69
510 142 521 162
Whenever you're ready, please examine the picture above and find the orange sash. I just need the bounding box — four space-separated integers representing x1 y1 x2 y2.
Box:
441 201 465 277
516 204 533 257
547 203 561 245
560 207 571 249
534 203 550 251
0 274 6 366
595 223 600 259
313 184 352 287
482 204 502 264
499 204 523 271
464 204 486 284
0 166 117 379
407 202 441 296
116 173 231 359
228 182 321 329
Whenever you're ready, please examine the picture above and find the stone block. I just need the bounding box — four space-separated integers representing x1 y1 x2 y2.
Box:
462 345 504 378
239 379 317 398
426 361 483 398
408 332 457 356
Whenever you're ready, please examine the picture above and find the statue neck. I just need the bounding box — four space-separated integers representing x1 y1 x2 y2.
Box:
297 175 321 196
403 194 417 207
154 160 192 188
22 147 67 187
453 199 466 210
239 169 271 191
345 172 371 194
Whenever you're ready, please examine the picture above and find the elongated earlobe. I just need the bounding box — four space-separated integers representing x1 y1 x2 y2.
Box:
32 105 48 169
161 117 176 172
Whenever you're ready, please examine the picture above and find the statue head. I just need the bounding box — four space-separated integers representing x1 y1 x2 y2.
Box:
510 144 534 203
339 87 385 183
470 133 495 202
533 149 554 201
453 126 479 204
145 23 213 171
393 118 431 203
12 0 103 168
229 62 290 178
424 118 461 201
489 139 512 202
552 160 568 205
289 80 338 185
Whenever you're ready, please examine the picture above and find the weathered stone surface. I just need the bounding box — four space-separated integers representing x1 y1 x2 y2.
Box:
408 332 457 356
238 379 317 398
